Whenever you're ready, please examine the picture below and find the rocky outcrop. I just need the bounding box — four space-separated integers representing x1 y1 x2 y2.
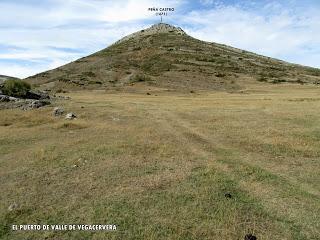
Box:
25 90 50 100
0 94 50 110
115 23 186 44
0 80 52 110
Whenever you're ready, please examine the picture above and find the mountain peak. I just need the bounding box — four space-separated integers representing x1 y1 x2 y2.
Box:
26 21 320 91
115 23 186 44
147 23 186 35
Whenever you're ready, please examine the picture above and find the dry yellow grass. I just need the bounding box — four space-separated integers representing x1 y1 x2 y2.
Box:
0 83 320 239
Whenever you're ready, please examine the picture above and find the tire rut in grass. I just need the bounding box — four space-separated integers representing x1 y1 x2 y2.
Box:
151 110 319 239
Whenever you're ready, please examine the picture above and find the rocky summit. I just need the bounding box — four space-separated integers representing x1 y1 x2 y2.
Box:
115 23 186 44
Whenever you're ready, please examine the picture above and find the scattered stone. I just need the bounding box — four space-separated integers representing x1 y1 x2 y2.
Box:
53 107 64 116
8 203 18 211
190 90 195 93
244 234 257 240
72 164 78 168
81 106 84 109
65 112 77 120
146 92 151 95
54 95 71 100
224 193 232 199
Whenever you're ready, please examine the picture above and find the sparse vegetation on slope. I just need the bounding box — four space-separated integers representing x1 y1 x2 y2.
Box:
25 23 320 92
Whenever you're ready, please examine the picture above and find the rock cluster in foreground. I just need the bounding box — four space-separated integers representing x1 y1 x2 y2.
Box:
0 90 50 110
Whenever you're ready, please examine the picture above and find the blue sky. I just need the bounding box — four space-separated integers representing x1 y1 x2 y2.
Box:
0 0 319 78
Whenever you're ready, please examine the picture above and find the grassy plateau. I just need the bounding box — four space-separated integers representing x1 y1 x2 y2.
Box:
0 82 319 239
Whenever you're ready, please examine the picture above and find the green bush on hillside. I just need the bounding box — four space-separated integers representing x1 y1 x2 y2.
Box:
2 79 31 97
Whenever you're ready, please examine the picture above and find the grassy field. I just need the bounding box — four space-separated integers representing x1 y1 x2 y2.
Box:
0 83 320 239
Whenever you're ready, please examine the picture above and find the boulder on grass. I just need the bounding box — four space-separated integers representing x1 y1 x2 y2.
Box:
65 112 76 120
8 202 18 212
53 107 64 116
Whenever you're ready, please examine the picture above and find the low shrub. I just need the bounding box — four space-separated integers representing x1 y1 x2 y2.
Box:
257 76 268 82
271 79 287 84
215 73 226 78
2 79 31 97
56 89 68 93
130 74 152 83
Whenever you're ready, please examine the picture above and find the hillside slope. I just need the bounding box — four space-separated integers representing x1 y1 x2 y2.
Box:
0 75 20 84
26 23 320 91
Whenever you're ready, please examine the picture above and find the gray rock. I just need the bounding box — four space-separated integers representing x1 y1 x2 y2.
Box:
0 95 10 102
9 96 19 102
28 100 50 109
53 107 64 116
0 94 19 102
25 90 50 100
8 203 18 211
65 112 76 120
55 95 71 100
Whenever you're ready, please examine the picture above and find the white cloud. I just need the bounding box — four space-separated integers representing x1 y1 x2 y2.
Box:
0 0 179 77
0 0 184 78
199 0 223 7
0 0 181 26
0 63 46 79
182 5 320 68
0 0 319 78
0 24 146 78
